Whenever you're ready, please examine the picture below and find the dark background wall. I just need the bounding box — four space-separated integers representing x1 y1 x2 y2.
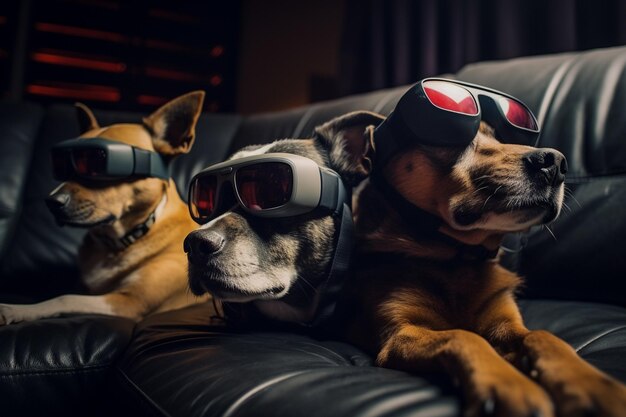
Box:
1 0 624 114
0 0 240 112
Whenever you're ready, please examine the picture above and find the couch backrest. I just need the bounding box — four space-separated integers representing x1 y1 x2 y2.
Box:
1 46 625 305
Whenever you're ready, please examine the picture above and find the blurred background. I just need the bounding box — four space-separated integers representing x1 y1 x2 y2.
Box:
0 0 624 115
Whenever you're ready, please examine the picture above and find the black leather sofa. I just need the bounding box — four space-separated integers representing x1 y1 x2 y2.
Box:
1 46 626 417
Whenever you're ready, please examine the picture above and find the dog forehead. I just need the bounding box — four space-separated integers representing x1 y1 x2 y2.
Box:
231 139 326 167
81 124 154 151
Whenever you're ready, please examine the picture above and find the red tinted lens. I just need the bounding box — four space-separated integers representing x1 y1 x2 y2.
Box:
236 163 293 211
498 97 538 130
72 148 107 176
423 81 478 115
51 150 72 180
191 175 217 220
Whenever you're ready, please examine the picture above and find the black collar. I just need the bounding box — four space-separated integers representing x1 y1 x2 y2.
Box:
98 194 167 251
370 170 498 261
118 210 157 248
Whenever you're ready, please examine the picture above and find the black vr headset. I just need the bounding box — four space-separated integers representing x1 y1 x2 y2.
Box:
51 138 169 182
374 78 540 168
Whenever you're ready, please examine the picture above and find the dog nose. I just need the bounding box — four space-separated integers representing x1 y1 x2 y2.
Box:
523 149 567 185
45 192 70 211
184 230 225 258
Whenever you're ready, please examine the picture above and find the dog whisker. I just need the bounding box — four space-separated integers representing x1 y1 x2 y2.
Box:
543 224 557 241
562 202 572 214
295 274 317 292
482 185 503 209
473 185 490 195
564 187 582 208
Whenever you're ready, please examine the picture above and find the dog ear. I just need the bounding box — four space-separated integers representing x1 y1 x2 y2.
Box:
314 111 385 185
75 102 100 133
143 91 205 157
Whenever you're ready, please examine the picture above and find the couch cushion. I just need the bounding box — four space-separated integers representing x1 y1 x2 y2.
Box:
0 314 134 417
117 303 459 417
117 300 626 417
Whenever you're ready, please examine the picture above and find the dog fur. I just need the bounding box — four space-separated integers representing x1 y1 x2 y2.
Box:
336 115 626 417
0 92 209 325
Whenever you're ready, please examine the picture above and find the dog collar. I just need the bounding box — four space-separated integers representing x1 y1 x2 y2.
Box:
370 170 498 261
99 193 167 250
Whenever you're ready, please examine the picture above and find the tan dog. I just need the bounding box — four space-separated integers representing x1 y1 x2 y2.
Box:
337 116 626 417
0 92 209 325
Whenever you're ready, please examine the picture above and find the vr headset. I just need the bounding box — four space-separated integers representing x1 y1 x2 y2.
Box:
51 138 169 181
188 153 348 223
374 78 540 167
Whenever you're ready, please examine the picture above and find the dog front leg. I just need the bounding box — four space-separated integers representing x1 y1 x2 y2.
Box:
377 324 553 417
0 293 146 325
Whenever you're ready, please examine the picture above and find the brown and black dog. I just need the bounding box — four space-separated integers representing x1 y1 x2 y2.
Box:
0 92 209 325
184 112 384 326
334 114 626 417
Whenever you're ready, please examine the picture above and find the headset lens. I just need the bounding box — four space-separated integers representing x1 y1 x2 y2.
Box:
423 80 479 115
236 162 293 211
191 175 217 221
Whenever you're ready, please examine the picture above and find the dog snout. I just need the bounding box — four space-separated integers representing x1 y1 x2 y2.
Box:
45 190 71 212
523 149 567 186
184 230 225 261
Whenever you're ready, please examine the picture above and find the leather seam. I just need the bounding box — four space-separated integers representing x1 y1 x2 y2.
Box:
0 363 111 378
575 325 626 354
292 105 319 138
221 371 308 417
115 366 173 417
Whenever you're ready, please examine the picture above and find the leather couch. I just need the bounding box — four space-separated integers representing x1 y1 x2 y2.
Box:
1 46 625 417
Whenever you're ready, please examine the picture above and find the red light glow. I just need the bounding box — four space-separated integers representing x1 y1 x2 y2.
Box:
35 22 127 43
145 66 216 84
210 75 222 86
210 45 224 57
137 95 168 106
26 83 121 102
32 51 126 72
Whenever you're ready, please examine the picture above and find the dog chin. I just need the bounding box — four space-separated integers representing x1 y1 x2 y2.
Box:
54 214 115 228
454 205 563 233
188 268 289 302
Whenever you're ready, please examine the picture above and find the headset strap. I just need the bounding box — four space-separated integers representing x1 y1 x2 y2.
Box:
306 203 354 327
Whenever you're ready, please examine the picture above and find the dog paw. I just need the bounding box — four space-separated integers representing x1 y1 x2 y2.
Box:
0 304 14 325
0 304 27 325
465 372 554 417
546 372 626 417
